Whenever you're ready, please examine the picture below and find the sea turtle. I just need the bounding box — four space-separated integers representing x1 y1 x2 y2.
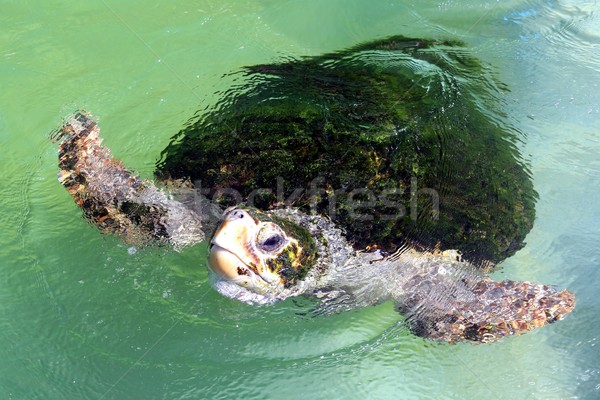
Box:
51 37 574 343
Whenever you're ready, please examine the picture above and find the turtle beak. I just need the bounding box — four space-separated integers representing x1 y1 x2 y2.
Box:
209 208 261 279
208 244 247 281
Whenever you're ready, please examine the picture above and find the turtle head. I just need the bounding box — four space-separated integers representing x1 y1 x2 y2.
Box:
208 207 318 294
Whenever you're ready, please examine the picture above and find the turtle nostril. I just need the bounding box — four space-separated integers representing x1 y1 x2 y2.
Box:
225 208 245 221
233 210 244 219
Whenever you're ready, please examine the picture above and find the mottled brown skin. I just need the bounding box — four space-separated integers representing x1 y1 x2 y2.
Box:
53 113 161 242
52 112 204 248
395 261 576 343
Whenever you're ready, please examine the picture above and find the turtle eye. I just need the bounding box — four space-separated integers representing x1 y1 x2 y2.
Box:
256 224 285 253
262 235 283 249
259 234 284 252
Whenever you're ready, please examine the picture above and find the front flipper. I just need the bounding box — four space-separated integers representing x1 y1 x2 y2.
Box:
394 255 575 343
51 112 206 250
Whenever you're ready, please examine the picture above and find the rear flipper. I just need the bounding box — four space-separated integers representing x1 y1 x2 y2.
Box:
51 112 206 250
398 276 575 343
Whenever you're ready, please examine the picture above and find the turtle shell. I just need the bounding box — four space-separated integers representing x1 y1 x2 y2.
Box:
156 36 537 267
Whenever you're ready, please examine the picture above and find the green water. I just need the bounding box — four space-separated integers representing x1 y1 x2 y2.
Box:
1 1 599 399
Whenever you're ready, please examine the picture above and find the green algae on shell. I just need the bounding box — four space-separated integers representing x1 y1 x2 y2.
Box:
156 36 537 267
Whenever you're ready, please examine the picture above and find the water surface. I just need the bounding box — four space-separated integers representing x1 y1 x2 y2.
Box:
1 1 599 399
